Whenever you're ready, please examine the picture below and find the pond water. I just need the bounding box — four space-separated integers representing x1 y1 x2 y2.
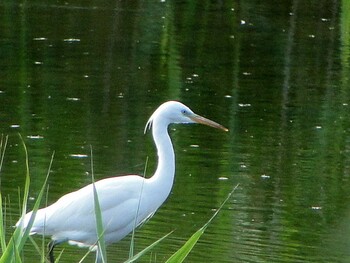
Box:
1 1 350 262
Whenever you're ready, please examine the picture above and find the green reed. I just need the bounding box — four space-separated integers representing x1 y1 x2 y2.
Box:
0 136 238 262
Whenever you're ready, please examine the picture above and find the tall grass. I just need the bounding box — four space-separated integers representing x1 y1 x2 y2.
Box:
0 135 9 256
126 183 239 263
165 183 239 263
0 136 239 262
90 146 107 263
0 135 53 263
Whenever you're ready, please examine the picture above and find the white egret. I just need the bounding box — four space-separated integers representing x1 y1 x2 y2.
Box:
16 101 228 262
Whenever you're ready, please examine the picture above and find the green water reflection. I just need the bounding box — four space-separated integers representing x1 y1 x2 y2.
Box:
1 0 350 262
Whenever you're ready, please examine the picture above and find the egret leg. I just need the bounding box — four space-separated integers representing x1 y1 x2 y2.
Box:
47 240 57 263
95 247 102 263
48 239 65 263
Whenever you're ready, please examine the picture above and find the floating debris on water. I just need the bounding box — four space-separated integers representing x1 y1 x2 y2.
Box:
218 177 228 180
238 103 251 107
69 154 88 158
66 97 80 101
63 38 81 42
27 135 44 139
33 37 47 41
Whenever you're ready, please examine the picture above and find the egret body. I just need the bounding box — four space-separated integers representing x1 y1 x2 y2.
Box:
16 101 227 262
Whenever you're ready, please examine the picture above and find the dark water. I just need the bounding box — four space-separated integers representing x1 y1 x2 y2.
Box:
1 1 350 262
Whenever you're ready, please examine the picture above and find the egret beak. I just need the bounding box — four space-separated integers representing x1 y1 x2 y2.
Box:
189 114 228 132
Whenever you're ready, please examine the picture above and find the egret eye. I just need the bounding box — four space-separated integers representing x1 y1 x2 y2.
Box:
16 100 228 263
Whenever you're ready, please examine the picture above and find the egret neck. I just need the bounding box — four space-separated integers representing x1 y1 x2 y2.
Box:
147 116 175 198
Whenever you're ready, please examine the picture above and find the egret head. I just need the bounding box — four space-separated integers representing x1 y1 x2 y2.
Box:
144 101 228 133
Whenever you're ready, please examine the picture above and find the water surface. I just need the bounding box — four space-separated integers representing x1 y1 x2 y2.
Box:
1 1 350 262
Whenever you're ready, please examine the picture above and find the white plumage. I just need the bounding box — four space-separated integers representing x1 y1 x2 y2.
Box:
16 101 227 262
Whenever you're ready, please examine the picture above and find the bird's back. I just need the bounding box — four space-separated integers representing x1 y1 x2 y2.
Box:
18 175 165 247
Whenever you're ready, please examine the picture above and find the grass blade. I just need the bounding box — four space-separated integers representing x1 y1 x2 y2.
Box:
78 247 95 263
129 157 149 259
0 135 54 262
92 182 107 263
90 146 107 263
124 231 173 263
0 135 8 187
28 236 45 262
0 194 6 253
165 228 203 263
0 135 8 253
0 135 32 262
165 183 239 263
18 142 54 251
